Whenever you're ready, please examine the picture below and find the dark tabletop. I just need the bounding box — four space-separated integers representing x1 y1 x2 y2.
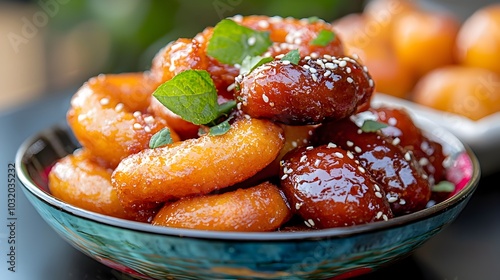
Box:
1 90 499 280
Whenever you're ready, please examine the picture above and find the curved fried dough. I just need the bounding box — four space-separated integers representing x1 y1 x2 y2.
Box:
152 182 291 231
112 118 285 211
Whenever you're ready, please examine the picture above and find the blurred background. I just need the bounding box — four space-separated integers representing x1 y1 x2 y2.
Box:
0 0 497 114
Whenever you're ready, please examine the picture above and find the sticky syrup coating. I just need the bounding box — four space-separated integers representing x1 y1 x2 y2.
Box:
368 106 447 185
280 145 393 229
313 118 431 215
48 149 128 220
112 117 285 213
152 182 292 231
236 55 374 125
67 73 180 168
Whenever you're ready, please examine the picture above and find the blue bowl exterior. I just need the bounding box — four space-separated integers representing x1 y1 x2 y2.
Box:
21 180 472 280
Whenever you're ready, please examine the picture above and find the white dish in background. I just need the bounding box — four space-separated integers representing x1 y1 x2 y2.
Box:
372 93 500 175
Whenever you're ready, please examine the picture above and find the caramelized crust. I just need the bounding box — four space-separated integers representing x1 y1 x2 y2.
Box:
152 182 291 231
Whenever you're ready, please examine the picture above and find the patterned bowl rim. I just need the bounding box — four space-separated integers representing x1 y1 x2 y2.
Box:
15 122 481 242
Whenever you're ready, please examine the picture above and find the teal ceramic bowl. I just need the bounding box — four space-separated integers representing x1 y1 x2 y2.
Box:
16 120 480 280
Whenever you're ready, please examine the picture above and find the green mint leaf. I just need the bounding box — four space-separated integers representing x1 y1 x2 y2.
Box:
152 70 218 125
281 49 300 65
310 30 336 47
432 181 455 192
149 128 173 149
360 120 389 133
207 19 272 65
240 56 273 75
307 16 320 23
217 100 237 117
209 117 233 136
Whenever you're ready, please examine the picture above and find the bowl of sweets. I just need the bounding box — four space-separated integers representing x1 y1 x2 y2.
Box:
16 15 479 280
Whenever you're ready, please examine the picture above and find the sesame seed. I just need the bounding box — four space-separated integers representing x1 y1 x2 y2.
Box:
388 117 397 126
304 56 311 60
369 79 374 87
357 129 363 134
316 59 325 69
375 191 383 198
282 60 291 65
347 77 354 83
388 196 398 203
294 38 302 45
307 219 316 227
285 167 294 174
303 64 310 70
382 214 388 221
392 137 401 146
144 126 151 133
133 123 142 130
311 74 318 82
258 20 269 28
304 220 312 228
295 202 303 210
363 66 369 73
419 158 429 166
323 54 332 60
314 159 321 167
262 93 270 103
281 174 288 180
144 116 155 125
352 53 359 60
310 52 319 59
346 67 352 73
346 151 354 159
400 198 406 205
300 155 308 162
244 114 251 120
133 111 141 118
99 98 110 105
226 83 236 92
115 103 124 112
404 152 412 161
346 140 354 147
334 152 344 158
236 102 242 110
247 36 256 46
338 60 347 67
325 62 336 69
269 102 275 107
376 211 383 219
308 67 317 74
324 70 331 77
327 142 337 148
306 146 314 150
354 146 362 153
291 141 298 148
374 184 381 192
358 166 365 173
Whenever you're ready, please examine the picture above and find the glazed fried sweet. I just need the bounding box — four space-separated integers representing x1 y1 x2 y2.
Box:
368 106 447 185
152 182 291 231
235 55 374 125
314 118 431 215
112 118 284 213
67 73 180 168
48 149 129 219
280 145 393 229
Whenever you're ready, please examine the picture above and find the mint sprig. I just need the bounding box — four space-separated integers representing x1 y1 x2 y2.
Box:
281 49 300 65
432 181 455 193
240 56 274 75
360 120 389 133
153 70 219 125
207 19 272 65
152 69 237 137
310 30 336 47
149 128 173 149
